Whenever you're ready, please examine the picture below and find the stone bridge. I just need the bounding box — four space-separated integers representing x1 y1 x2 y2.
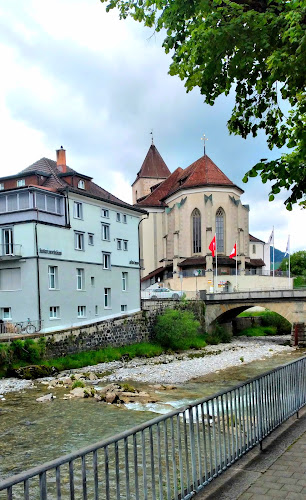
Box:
201 289 306 345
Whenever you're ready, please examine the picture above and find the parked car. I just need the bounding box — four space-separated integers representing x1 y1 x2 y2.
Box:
141 286 184 300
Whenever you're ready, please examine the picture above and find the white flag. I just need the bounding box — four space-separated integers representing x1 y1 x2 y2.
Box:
284 235 290 257
267 229 274 245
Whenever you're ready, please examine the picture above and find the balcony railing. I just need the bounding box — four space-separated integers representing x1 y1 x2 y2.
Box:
0 244 22 259
0 357 304 499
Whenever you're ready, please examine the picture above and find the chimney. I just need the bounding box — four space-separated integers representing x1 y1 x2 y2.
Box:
56 146 66 173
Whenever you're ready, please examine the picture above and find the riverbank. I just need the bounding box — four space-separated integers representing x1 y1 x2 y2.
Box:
0 336 295 396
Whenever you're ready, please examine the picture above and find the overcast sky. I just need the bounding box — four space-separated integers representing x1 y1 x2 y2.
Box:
0 0 304 253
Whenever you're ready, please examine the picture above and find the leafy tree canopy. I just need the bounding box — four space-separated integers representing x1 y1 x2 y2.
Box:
280 250 306 276
102 0 306 209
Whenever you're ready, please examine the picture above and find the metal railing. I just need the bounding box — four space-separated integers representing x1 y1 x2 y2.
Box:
0 244 22 258
0 357 305 499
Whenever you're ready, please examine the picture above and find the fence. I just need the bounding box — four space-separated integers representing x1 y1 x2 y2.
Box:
0 320 43 337
0 356 305 500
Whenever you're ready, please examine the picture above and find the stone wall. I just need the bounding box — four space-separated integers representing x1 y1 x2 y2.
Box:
42 300 197 358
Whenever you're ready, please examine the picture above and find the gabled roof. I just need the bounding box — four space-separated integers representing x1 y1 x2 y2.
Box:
249 234 265 244
132 144 171 185
136 168 183 207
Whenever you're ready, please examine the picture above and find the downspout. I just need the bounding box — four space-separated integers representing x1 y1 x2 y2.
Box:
138 214 149 310
34 219 41 325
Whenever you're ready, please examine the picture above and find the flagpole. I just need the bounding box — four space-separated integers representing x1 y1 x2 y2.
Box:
272 225 275 287
235 240 238 291
288 235 291 288
215 233 217 293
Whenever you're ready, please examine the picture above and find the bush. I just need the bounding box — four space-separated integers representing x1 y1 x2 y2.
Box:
72 380 85 389
154 309 205 351
260 312 291 334
205 323 232 345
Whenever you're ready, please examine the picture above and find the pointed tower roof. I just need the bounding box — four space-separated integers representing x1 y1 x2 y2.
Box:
136 168 183 207
132 144 171 185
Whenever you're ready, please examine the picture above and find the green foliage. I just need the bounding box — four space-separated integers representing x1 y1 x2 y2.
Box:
72 380 85 389
102 0 306 209
236 326 277 337
0 338 46 374
293 275 306 288
280 251 306 277
154 308 205 350
260 312 291 334
205 323 232 345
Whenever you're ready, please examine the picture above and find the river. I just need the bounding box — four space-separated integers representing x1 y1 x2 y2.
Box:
0 350 304 481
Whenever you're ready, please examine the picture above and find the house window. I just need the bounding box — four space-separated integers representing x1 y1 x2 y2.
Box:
78 306 86 318
102 252 111 269
2 228 14 255
0 183 4 190
102 208 109 218
35 193 61 214
216 207 225 252
77 268 85 290
123 240 128 251
50 306 60 319
117 239 122 250
91 276 95 286
48 266 58 289
252 244 256 254
192 208 201 253
78 180 85 189
122 272 128 291
104 288 111 308
75 232 84 250
17 179 25 187
95 305 98 315
88 233 94 245
1 307 12 320
74 201 83 219
102 223 110 241
121 305 127 312
116 213 121 222
7 194 18 211
123 214 127 224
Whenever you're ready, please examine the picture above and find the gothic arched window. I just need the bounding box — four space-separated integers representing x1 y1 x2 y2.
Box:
216 207 225 252
192 208 201 253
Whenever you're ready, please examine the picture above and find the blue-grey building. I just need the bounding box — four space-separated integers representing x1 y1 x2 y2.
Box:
0 148 146 332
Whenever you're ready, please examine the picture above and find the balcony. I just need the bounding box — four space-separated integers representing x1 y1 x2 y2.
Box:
0 244 22 260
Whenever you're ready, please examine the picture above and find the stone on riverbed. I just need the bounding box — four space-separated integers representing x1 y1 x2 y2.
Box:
13 365 59 380
36 393 55 402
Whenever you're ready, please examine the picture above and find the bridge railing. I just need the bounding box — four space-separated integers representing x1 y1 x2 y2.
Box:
0 357 305 500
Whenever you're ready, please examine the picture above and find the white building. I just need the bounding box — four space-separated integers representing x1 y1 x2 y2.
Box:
0 148 146 332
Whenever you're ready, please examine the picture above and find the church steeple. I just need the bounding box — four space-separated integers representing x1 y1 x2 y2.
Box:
132 144 170 204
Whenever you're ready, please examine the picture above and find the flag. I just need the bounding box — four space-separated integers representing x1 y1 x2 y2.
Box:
267 229 274 245
284 236 290 257
229 243 237 259
209 235 216 257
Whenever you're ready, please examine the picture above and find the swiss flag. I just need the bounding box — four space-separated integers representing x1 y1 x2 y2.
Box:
229 243 237 259
209 235 216 257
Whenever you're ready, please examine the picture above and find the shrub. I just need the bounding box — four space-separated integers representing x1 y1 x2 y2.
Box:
205 323 232 345
260 312 291 335
72 380 85 389
154 309 204 351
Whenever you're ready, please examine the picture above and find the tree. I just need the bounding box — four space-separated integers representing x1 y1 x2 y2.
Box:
102 0 306 209
280 250 306 276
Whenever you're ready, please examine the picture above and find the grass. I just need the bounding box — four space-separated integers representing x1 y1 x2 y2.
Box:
235 326 277 337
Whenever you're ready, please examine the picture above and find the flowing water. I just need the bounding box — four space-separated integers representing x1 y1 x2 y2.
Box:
0 350 304 481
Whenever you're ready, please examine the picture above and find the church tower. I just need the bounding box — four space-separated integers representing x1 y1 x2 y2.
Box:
132 143 170 204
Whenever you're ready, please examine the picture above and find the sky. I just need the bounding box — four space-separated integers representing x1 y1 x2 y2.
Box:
0 0 304 253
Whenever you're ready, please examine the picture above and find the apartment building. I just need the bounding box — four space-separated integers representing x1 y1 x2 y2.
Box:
0 148 146 332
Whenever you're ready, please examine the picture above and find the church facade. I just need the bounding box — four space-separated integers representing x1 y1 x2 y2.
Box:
133 144 289 293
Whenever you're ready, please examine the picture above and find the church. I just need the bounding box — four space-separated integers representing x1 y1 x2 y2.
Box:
132 143 288 293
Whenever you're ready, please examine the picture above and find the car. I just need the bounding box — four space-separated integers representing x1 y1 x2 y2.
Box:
141 286 184 300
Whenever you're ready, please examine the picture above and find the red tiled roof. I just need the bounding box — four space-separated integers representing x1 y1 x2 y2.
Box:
247 259 265 267
141 265 172 282
166 155 242 198
136 168 183 207
132 145 171 183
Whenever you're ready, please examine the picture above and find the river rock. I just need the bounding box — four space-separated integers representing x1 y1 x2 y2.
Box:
36 393 55 402
105 392 121 404
70 388 86 398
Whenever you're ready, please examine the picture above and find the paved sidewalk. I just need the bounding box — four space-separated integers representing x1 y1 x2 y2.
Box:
195 408 306 500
